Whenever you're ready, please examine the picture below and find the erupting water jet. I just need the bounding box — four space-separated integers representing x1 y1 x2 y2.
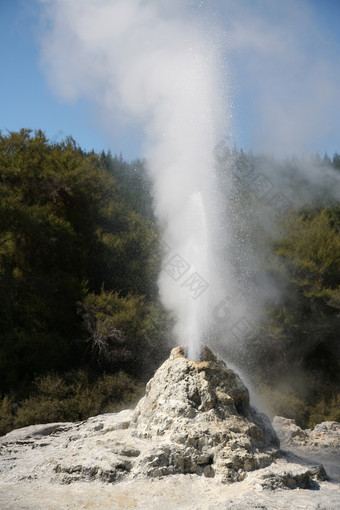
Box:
40 0 235 362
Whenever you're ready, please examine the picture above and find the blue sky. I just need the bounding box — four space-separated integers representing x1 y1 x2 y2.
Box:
1 0 340 160
0 0 121 155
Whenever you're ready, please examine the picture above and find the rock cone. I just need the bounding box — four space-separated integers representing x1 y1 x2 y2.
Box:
1 347 336 508
131 346 279 482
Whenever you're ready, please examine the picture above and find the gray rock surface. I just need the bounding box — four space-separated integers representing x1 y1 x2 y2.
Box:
131 346 280 482
0 346 339 509
273 416 340 450
273 415 340 484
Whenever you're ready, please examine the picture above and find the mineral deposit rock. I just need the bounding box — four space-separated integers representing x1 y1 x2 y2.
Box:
273 416 340 450
2 346 337 510
131 346 280 482
273 415 340 483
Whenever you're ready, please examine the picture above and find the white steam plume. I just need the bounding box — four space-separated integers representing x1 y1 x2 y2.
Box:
39 0 235 360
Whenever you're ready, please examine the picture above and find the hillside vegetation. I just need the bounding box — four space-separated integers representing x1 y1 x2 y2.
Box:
216 146 340 426
0 129 171 434
0 131 339 433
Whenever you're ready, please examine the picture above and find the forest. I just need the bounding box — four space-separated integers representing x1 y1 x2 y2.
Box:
0 129 339 434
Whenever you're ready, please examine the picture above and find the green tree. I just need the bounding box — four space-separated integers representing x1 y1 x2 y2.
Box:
333 153 340 170
78 290 171 378
0 130 167 392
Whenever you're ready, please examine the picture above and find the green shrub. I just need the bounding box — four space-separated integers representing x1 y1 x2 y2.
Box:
0 369 144 436
307 393 340 428
0 396 14 436
256 383 340 429
78 289 172 378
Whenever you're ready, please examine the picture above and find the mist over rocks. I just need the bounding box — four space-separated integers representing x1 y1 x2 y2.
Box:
273 416 340 449
0 347 339 509
273 416 340 485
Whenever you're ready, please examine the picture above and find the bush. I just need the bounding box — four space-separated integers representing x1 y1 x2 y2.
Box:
0 130 162 393
255 383 340 429
0 396 14 436
0 369 144 436
78 289 172 378
308 393 340 428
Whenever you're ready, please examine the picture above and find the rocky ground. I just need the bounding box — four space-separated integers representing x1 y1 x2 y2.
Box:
0 347 339 509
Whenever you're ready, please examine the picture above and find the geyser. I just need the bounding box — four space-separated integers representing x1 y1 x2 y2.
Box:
40 0 233 360
0 347 333 505
147 50 227 361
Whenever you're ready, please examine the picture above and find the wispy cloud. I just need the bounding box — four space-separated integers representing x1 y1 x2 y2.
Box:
217 0 340 155
37 0 340 365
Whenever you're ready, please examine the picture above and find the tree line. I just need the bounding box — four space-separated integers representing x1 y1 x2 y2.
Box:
0 129 172 433
215 145 340 426
0 130 339 433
